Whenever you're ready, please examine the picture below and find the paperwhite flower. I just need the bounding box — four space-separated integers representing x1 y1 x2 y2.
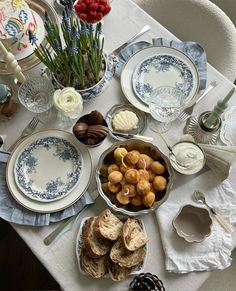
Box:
53 87 83 118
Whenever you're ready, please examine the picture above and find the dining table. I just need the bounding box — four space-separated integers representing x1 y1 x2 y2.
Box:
1 0 236 290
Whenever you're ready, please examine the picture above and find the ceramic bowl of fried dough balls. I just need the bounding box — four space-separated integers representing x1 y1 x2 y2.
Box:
95 139 174 216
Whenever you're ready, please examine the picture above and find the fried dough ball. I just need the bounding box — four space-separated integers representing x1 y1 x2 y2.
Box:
138 169 149 181
119 163 133 174
122 184 137 197
136 180 151 196
108 171 123 184
124 150 140 165
153 176 167 191
125 169 140 184
148 169 156 182
114 147 128 162
116 191 130 205
151 161 166 175
131 195 142 207
108 181 122 193
108 164 120 174
137 154 153 170
143 191 156 207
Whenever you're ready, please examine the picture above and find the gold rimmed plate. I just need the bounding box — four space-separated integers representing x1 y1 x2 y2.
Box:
6 129 92 213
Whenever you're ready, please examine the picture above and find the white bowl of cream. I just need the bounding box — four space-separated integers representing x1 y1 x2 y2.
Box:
169 141 205 175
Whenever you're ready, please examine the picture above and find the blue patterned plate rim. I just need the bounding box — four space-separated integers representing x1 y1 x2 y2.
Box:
121 46 200 114
14 136 82 202
132 53 194 106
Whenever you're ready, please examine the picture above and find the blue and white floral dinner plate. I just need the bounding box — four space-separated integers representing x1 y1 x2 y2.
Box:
6 129 92 213
14 136 82 202
132 54 195 106
121 46 200 113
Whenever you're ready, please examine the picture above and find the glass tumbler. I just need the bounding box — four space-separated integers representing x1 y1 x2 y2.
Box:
18 76 55 122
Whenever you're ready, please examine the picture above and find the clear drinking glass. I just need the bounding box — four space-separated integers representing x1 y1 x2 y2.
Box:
18 76 55 122
148 86 186 133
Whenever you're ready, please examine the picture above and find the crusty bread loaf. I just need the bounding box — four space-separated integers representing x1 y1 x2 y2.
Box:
107 258 132 281
122 218 149 251
110 239 146 268
83 217 112 258
94 209 123 241
80 249 107 278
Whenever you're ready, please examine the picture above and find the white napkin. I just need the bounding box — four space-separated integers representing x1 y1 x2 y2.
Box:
156 171 236 273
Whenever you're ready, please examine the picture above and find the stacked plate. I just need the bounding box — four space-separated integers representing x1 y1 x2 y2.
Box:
6 129 92 213
121 46 200 113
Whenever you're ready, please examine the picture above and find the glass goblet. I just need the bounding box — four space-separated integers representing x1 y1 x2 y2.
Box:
18 75 55 122
148 86 186 133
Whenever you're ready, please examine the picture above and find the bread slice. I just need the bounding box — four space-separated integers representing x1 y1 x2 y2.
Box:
80 249 107 278
94 209 123 241
83 217 112 258
110 239 146 268
122 218 149 251
107 258 132 281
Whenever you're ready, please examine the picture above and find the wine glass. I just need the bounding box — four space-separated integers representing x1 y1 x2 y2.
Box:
148 86 186 133
18 75 55 123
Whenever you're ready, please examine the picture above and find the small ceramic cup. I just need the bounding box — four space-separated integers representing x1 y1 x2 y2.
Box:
173 204 212 243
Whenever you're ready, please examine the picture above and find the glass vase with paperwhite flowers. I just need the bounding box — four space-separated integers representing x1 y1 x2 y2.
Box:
29 0 112 102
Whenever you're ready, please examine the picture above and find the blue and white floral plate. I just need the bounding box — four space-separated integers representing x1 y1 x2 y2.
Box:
121 46 200 113
6 129 92 213
14 136 82 202
132 54 195 106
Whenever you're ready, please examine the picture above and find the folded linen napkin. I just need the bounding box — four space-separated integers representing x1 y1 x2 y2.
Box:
114 38 207 91
0 151 95 226
156 171 236 273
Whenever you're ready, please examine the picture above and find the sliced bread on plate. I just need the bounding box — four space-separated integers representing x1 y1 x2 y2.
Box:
110 239 146 268
123 218 149 251
80 249 108 278
107 258 133 281
83 217 112 258
94 208 123 241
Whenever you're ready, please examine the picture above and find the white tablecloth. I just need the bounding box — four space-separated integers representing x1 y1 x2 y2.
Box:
1 0 236 290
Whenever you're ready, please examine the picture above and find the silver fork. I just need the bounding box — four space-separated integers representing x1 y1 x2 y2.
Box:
8 117 39 151
178 81 217 122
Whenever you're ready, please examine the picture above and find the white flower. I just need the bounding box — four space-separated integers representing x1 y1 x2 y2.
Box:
53 87 83 118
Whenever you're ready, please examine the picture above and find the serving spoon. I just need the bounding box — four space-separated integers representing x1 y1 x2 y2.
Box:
194 190 233 233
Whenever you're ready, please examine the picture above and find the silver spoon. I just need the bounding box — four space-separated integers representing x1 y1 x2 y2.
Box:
194 190 233 233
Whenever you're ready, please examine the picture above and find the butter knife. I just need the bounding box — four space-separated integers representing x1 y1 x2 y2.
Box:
110 25 151 56
113 132 153 142
43 190 98 246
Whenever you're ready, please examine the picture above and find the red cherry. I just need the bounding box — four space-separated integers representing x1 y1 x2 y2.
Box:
99 0 107 5
88 3 98 11
103 3 111 14
75 2 87 12
97 4 105 12
89 10 97 18
79 13 88 21
96 12 103 21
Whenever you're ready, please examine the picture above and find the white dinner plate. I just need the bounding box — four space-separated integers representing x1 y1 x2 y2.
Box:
6 129 92 213
14 136 82 202
121 46 200 113
75 217 147 278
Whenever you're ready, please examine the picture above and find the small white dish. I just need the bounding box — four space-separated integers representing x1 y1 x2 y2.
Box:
220 105 236 146
6 129 92 213
121 46 200 113
14 136 82 202
173 204 212 243
75 216 147 278
132 54 196 106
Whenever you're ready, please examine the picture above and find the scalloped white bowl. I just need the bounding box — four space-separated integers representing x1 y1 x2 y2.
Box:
173 204 212 243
